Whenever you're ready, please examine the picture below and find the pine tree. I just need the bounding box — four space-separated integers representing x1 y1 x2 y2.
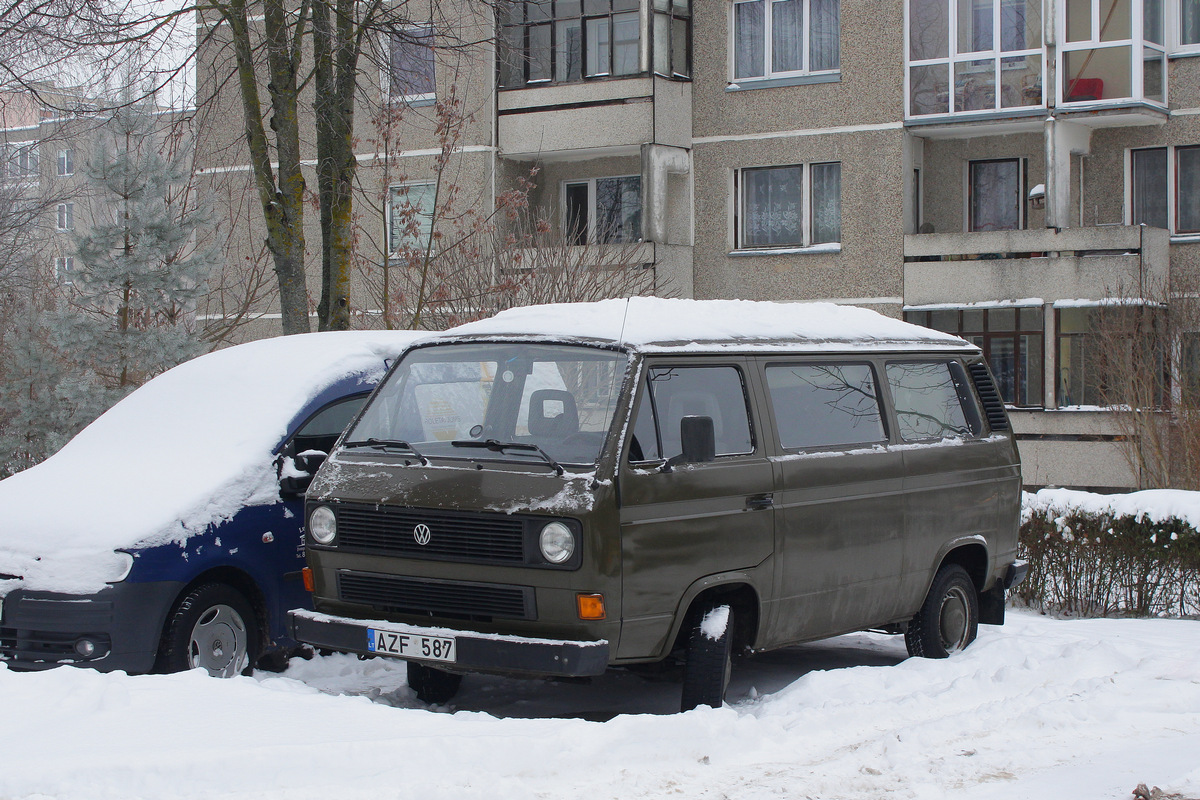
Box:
49 100 220 394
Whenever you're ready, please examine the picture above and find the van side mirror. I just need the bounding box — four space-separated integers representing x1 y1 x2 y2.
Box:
663 415 717 471
279 450 328 496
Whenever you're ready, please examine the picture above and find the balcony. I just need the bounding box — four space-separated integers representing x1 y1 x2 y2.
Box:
903 225 1170 306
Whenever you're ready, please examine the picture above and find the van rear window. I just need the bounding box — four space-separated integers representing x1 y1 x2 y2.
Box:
885 361 973 441
765 364 886 450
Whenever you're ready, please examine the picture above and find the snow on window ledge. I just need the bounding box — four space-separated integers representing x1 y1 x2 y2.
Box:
729 243 842 257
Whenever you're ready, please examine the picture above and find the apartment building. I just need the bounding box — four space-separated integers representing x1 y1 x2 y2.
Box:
195 0 1200 490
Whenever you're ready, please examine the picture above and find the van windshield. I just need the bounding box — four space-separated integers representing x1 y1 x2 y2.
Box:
346 343 629 467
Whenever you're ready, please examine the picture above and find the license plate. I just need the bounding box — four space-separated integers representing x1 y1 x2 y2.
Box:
367 626 456 663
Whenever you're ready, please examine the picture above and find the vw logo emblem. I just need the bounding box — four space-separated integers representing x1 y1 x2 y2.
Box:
413 523 432 546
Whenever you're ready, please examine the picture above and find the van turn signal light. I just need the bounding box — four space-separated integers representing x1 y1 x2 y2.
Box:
302 567 314 593
577 593 606 620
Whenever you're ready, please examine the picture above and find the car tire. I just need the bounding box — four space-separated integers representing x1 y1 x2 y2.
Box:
905 564 979 659
407 662 463 705
680 601 733 712
156 583 260 678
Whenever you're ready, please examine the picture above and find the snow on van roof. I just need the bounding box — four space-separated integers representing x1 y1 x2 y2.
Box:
0 331 424 594
444 298 970 351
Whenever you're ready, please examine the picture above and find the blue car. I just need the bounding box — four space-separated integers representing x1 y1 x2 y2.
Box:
0 331 424 676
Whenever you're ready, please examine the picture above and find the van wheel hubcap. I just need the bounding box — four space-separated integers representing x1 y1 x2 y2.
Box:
938 587 970 653
187 604 248 678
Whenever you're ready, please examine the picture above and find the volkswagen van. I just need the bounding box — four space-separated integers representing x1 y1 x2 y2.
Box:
290 299 1025 710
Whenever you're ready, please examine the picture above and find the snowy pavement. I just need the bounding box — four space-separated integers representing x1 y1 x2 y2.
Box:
2 610 1198 800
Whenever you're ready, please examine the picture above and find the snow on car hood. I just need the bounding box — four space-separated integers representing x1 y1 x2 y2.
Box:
0 331 426 594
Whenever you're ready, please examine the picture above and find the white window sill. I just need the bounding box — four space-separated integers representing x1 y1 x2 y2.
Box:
1169 49 1200 59
1171 234 1200 243
726 73 840 92
729 243 841 256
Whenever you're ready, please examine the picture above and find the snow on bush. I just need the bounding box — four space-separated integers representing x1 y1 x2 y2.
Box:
1019 489 1200 617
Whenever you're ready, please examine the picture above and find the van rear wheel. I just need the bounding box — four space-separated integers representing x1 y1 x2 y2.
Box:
680 602 734 712
905 564 978 658
407 662 463 705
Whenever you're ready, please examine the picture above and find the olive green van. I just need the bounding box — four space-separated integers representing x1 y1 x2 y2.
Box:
290 299 1026 711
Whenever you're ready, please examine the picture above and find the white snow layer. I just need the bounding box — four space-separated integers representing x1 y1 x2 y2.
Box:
1025 487 1200 531
700 605 731 641
0 611 1197 800
0 331 424 593
446 298 971 351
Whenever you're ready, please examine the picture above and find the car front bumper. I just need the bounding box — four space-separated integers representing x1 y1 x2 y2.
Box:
289 609 610 678
0 581 181 674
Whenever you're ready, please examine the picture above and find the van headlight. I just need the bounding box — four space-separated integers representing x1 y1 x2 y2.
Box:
309 505 337 545
539 522 575 564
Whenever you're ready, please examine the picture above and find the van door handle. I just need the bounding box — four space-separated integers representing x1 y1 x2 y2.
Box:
745 493 774 510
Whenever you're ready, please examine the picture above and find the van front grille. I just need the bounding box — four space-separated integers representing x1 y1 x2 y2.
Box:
333 505 527 564
337 571 536 621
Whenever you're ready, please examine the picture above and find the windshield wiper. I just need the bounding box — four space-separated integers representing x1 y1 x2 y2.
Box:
450 438 564 475
342 438 429 464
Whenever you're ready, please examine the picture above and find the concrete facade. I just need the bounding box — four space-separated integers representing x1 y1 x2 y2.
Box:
195 0 1200 489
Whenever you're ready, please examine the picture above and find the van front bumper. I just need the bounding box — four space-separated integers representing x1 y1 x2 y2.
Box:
289 609 610 678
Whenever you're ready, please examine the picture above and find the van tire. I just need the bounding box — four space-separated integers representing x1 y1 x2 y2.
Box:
680 602 733 712
905 564 978 658
156 583 259 678
408 662 463 705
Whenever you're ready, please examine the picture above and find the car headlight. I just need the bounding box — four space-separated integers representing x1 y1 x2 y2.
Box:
539 521 575 564
309 505 337 545
106 552 135 583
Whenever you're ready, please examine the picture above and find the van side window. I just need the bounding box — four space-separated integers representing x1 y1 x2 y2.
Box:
643 366 754 458
885 361 973 441
765 363 886 449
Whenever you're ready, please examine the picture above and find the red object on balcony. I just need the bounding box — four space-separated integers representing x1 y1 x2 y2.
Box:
1066 78 1103 102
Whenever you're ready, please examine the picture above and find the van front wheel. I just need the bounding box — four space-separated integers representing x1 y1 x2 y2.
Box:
905 564 978 658
407 662 462 705
680 602 733 712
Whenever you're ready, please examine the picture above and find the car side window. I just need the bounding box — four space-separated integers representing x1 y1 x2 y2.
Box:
289 393 370 455
885 361 973 441
765 363 886 449
633 365 754 459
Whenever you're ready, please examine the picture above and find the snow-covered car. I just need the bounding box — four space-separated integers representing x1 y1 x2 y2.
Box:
0 331 425 677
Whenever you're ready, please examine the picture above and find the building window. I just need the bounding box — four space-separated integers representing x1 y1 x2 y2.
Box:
734 162 841 249
56 202 73 231
732 0 840 81
57 149 74 177
1129 145 1199 234
563 175 642 244
388 183 435 253
1060 0 1166 105
907 0 1044 116
908 306 1044 406
3 142 39 182
499 0 653 89
1057 305 1167 408
55 256 73 284
969 158 1024 231
653 0 692 77
387 28 435 102
1182 0 1200 48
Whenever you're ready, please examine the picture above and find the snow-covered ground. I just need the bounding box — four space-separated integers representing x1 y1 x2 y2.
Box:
2 610 1197 800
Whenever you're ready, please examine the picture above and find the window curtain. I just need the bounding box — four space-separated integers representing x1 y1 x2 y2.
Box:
1186 0 1200 44
389 28 435 97
1131 148 1168 230
1179 147 1200 233
969 160 1020 231
810 162 841 243
734 0 765 78
772 0 802 72
810 0 840 69
743 166 803 247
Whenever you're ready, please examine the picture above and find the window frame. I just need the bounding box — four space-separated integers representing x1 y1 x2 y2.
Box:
56 148 74 177
560 174 643 245
499 0 662 89
3 142 40 184
732 161 842 251
55 255 73 284
729 0 841 84
1127 144 1200 235
907 306 1045 407
966 157 1026 232
384 26 436 104
56 202 73 232
387 181 436 255
763 360 889 451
